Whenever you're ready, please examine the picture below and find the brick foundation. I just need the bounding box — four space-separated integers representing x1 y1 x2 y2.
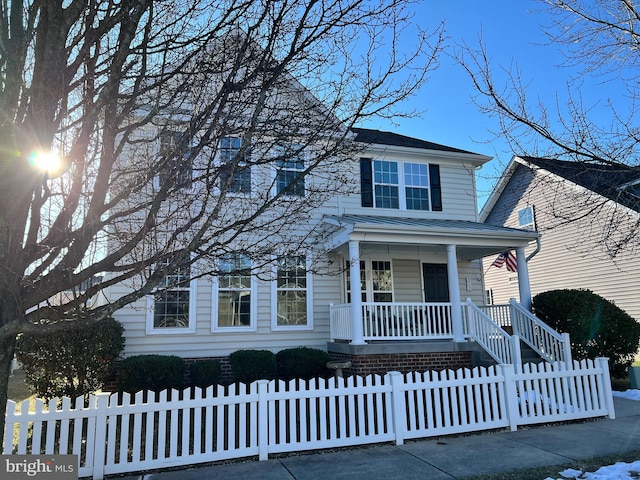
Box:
328 351 472 377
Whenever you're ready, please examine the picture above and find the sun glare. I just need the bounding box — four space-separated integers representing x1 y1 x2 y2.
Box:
29 151 63 174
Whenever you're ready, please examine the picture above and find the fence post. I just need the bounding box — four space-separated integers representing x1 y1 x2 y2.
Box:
257 380 269 461
500 364 519 431
596 358 616 420
388 371 406 445
91 393 110 480
511 334 522 374
562 333 573 368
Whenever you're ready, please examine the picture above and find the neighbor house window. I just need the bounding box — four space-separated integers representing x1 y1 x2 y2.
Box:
146 258 196 334
517 205 535 231
275 144 305 197
360 158 442 211
158 130 192 190
273 255 312 329
219 136 251 193
212 253 255 331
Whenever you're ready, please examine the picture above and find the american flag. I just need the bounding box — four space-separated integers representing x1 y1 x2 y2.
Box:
491 251 517 272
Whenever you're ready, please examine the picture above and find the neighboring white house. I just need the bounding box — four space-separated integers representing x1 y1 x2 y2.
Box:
108 124 545 378
480 155 640 323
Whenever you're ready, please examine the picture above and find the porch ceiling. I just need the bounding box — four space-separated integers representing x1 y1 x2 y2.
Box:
323 214 539 261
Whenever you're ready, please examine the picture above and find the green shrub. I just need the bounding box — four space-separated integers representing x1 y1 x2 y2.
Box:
189 360 222 388
229 350 277 383
276 347 330 380
117 355 186 393
532 289 640 378
16 316 125 400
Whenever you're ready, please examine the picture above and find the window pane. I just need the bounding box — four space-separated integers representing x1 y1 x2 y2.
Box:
154 290 190 328
217 254 252 328
277 290 307 325
374 185 399 209
371 261 392 291
406 187 429 210
220 136 251 193
373 160 398 184
276 256 307 326
404 163 428 186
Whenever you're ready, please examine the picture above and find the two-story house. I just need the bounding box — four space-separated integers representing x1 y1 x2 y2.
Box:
481 155 640 324
109 129 543 378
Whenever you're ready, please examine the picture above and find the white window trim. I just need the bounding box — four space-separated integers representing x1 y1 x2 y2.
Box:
271 254 313 331
517 205 535 231
345 258 394 303
217 136 253 197
372 160 432 211
272 143 307 198
145 275 197 335
211 261 258 333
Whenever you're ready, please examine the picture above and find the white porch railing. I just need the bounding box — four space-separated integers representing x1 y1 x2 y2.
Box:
465 299 521 368
478 300 572 367
509 299 572 366
330 302 453 341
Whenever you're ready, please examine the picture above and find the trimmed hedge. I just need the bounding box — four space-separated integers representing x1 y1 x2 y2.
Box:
276 347 330 380
16 316 124 400
229 350 277 383
189 360 222 388
532 289 640 378
117 355 186 393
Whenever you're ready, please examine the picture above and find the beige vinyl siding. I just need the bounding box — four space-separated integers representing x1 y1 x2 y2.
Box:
393 259 423 302
484 164 640 322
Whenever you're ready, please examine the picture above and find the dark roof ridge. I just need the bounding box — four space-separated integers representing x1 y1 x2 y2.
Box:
351 127 482 156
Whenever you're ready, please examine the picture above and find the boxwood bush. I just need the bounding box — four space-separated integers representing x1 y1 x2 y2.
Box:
532 289 640 378
189 359 222 388
229 350 277 383
117 355 186 393
16 315 125 400
276 347 330 380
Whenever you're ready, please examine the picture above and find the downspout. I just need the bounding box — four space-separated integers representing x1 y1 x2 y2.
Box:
526 237 541 262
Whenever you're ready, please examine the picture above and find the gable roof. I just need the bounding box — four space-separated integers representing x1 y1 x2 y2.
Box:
480 156 640 220
351 128 482 156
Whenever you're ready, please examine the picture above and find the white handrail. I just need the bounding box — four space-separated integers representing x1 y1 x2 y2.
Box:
509 299 572 366
465 299 521 371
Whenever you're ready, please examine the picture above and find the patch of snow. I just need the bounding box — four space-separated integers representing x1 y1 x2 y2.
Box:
545 460 640 479
612 389 640 401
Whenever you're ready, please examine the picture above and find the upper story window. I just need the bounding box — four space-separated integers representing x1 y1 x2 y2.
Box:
158 131 192 190
146 257 196 334
360 158 442 211
219 136 251 194
517 205 535 231
212 253 255 331
276 144 305 197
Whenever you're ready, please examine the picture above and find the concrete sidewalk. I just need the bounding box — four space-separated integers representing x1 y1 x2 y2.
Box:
122 396 640 480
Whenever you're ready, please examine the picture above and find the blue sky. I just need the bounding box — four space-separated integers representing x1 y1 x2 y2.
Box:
361 1 576 208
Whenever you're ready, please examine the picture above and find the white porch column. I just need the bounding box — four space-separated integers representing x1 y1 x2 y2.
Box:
446 245 465 342
515 246 532 310
348 240 366 345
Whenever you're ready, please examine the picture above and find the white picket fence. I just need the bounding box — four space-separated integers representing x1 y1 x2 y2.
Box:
3 358 615 480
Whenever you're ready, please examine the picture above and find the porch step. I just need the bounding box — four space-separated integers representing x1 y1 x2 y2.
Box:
472 340 545 368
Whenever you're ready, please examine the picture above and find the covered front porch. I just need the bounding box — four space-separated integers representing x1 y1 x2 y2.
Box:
323 214 546 375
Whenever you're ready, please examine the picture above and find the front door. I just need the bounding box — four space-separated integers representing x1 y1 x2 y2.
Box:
422 263 450 302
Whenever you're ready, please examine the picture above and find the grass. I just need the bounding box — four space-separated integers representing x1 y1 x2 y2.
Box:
462 450 640 480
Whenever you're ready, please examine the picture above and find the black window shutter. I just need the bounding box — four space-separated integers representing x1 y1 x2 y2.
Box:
429 164 442 211
360 158 373 207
